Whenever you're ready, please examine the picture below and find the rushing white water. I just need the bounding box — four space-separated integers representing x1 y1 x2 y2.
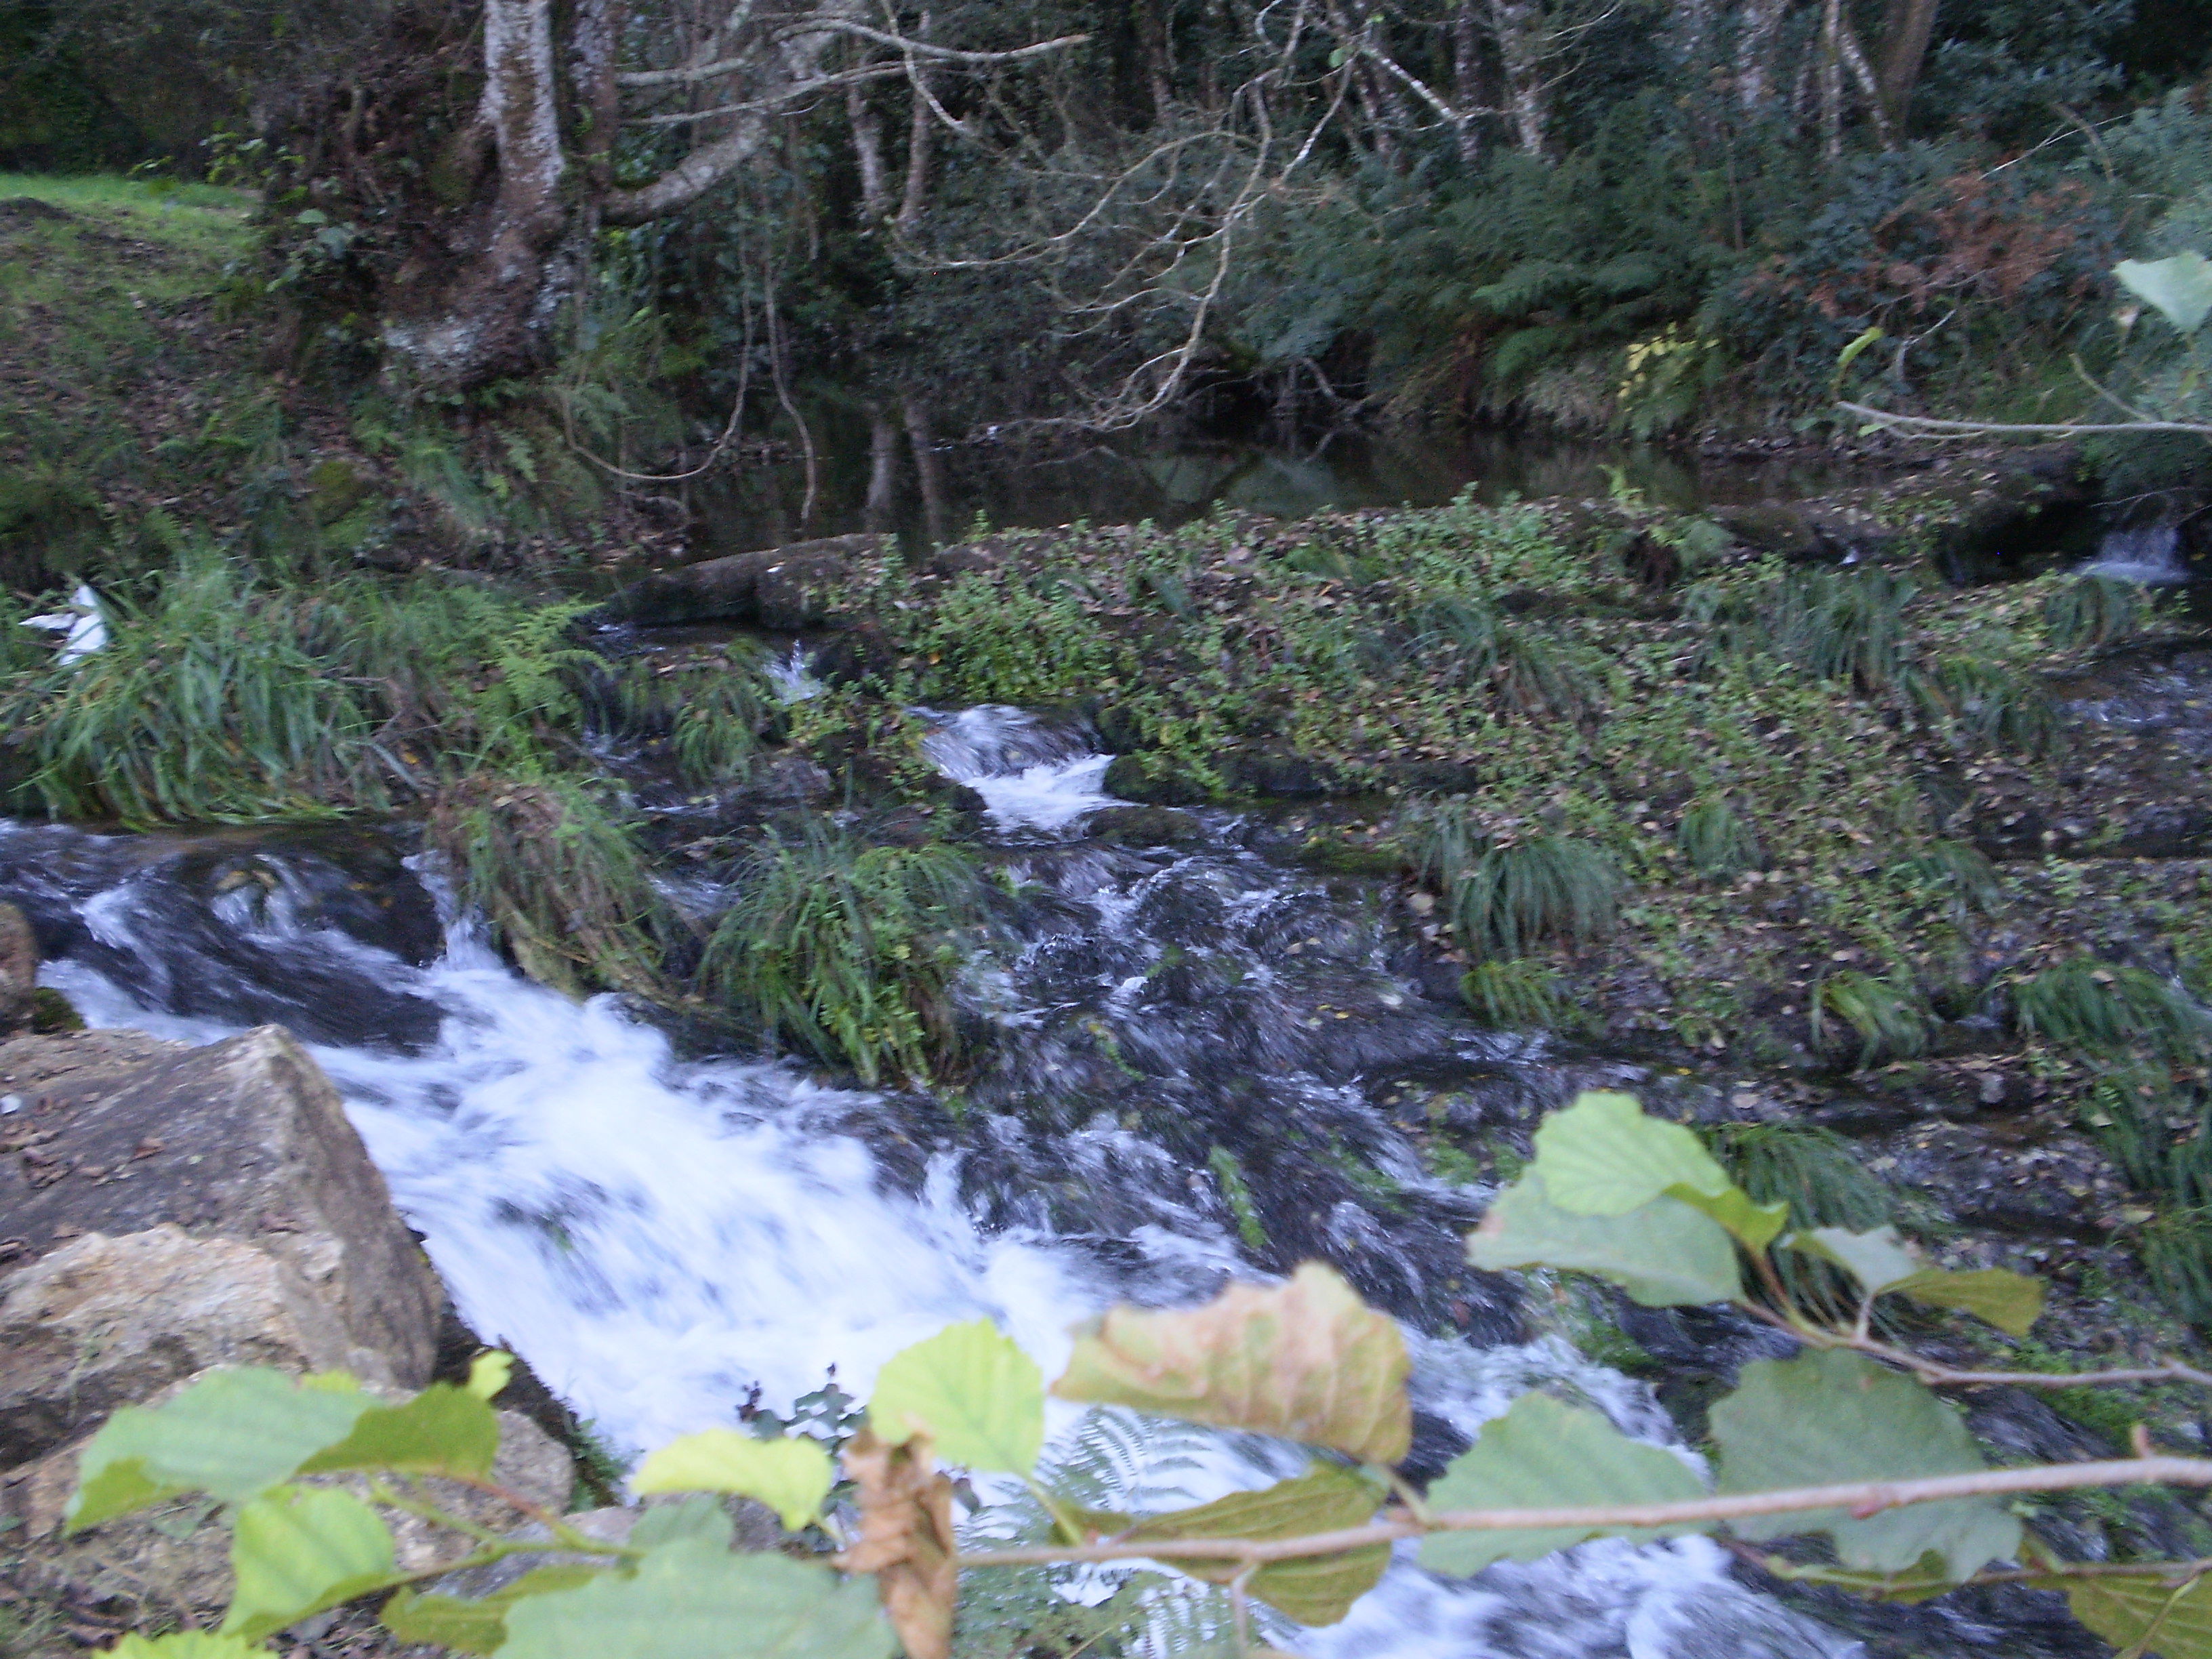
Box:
2083 524 2192 584
920 704 1124 832
49 933 1104 1455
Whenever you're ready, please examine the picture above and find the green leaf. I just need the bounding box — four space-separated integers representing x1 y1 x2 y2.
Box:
1712 1349 2021 1578
70 1368 375 1531
1052 1263 1412 1464
1889 1267 2045 1338
468 1352 516 1401
1782 1225 1921 1293
382 1566 605 1656
499 1537 895 1659
2118 253 2212 335
1466 1173 1744 1307
1122 1465 1389 1626
632 1494 739 1551
108 1637 272 1659
2046 1570 2212 1659
295 1385 500 1481
632 1430 832 1530
220 1486 401 1643
1419 1392 1708 1577
1673 1186 1792 1252
867 1320 1045 1475
1530 1091 1732 1214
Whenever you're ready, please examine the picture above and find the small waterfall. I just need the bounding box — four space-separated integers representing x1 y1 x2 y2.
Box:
766 642 824 703
919 704 1120 832
2083 523 2192 583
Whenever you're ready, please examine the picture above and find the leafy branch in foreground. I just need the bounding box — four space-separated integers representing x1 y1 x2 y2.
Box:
64 1093 2212 1659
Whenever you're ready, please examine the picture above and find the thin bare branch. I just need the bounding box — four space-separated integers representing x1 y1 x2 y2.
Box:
1839 401 2212 438
956 1454 2212 1572
617 26 1085 85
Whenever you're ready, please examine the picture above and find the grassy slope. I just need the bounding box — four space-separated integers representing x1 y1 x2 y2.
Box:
0 175 264 581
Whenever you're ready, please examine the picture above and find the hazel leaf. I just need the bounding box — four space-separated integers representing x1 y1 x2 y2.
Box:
1530 1091 1734 1215
1419 1392 1708 1577
1467 1173 1743 1307
1888 1267 2045 1338
867 1320 1045 1475
1122 1464 1389 1626
632 1430 834 1530
1052 1263 1412 1465
220 1485 401 1643
1712 1349 2020 1578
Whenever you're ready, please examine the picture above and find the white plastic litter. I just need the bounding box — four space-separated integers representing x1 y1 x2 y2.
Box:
22 583 108 665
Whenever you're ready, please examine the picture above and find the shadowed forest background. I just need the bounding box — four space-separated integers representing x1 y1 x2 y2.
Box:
3 0 2209 573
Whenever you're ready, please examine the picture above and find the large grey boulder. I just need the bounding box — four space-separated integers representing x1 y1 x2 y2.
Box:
0 901 34 1035
0 1024 443 1462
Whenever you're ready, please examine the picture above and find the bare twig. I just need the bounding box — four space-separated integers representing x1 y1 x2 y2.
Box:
957 1455 2212 1571
1839 400 2212 438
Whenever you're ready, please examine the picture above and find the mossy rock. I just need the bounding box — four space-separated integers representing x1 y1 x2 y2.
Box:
1084 805 1206 846
29 987 84 1034
1101 753 1210 806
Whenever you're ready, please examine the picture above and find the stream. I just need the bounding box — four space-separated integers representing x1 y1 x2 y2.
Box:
4 424 2185 1658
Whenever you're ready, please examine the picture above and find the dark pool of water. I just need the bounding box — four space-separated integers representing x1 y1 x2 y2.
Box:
687 407 1875 556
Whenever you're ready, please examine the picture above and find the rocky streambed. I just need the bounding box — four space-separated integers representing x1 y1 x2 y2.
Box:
3 449 2211 1659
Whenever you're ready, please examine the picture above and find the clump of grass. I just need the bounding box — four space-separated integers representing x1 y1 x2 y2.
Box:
1675 797 1762 878
605 654 777 786
701 827 986 1086
1708 1122 1899 1231
2142 1209 2212 1330
331 578 602 766
1764 567 1917 694
1708 1122 1911 1315
1414 599 1592 718
1459 960 1567 1028
1415 808 1622 958
1909 655 2057 752
2043 575 2145 651
2014 959 2212 1064
7 550 380 825
426 774 673 1000
1811 970 1929 1068
1893 840 2001 918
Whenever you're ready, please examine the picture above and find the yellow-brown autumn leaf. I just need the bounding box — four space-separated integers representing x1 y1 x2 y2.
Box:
1050 1263 1412 1465
839 1428 957 1659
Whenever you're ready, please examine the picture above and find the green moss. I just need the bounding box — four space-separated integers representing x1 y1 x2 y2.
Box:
1207 1146 1268 1250
28 985 82 1033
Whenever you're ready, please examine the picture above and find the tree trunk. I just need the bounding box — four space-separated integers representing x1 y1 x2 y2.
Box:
380 0 578 388
864 404 901 532
848 82 892 220
1450 1 1485 166
1489 0 1549 157
1875 0 1938 126
897 14 936 232
1736 0 1790 115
